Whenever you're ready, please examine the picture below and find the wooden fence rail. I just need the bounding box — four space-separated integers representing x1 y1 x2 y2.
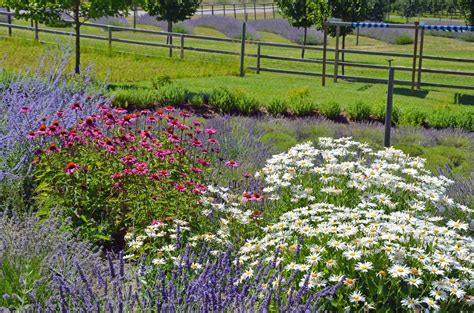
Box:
0 12 473 91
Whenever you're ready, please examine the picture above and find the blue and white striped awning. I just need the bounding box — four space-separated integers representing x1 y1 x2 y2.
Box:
421 25 474 32
350 22 474 32
351 22 389 28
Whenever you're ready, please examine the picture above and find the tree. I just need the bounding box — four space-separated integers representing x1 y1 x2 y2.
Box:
276 0 328 58
395 0 421 22
3 0 130 74
367 0 391 21
327 0 370 75
143 0 200 55
460 0 474 25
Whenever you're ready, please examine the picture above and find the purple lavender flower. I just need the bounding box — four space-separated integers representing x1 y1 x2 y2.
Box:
186 16 260 40
250 19 324 44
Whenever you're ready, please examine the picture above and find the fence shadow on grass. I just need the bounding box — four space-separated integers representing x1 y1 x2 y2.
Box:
394 87 429 98
454 93 474 106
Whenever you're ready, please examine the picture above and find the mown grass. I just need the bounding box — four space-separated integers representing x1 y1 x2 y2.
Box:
0 18 473 130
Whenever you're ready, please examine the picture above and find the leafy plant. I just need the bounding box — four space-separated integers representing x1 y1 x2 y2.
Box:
267 98 288 116
395 34 414 45
346 101 371 121
320 101 341 119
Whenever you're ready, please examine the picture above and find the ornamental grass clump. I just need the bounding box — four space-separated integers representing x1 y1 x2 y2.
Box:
200 137 473 311
30 104 226 243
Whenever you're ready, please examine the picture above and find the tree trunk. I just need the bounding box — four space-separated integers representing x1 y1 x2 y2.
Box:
168 20 173 58
74 21 81 74
301 26 307 59
341 34 345 77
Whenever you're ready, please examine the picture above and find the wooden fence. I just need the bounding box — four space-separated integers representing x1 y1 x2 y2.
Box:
0 11 473 91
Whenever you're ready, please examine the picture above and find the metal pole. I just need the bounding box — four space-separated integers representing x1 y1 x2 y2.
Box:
240 22 246 77
417 27 425 89
180 34 184 59
7 8 12 36
256 43 261 74
322 19 327 86
384 60 395 148
108 26 112 50
411 22 419 91
334 25 340 83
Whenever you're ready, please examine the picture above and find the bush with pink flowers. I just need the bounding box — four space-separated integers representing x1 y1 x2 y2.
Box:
31 104 228 243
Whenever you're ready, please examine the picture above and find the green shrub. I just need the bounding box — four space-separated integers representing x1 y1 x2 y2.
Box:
287 87 315 115
152 75 173 89
189 93 206 107
156 84 189 106
112 88 160 109
45 20 73 28
320 101 341 119
395 34 414 45
208 87 237 113
392 143 426 157
346 101 371 121
399 108 428 127
260 131 298 153
267 99 288 116
234 90 260 114
373 103 400 124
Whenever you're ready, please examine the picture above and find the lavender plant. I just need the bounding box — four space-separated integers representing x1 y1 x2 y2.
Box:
186 16 260 40
137 14 193 34
250 19 324 44
0 45 110 181
90 16 129 27
0 211 100 310
38 243 343 311
357 26 414 44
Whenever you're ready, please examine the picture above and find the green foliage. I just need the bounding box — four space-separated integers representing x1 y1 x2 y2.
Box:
346 101 371 121
0 254 47 310
328 0 371 36
208 87 238 113
373 103 400 124
156 84 189 106
189 93 206 107
152 75 173 89
286 86 316 115
392 143 426 157
261 131 299 152
395 0 422 21
395 34 414 45
459 0 474 25
143 0 200 31
399 108 428 126
320 101 341 119
112 88 160 108
267 98 289 116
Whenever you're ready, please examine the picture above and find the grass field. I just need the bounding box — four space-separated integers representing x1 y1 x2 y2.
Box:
0 17 473 129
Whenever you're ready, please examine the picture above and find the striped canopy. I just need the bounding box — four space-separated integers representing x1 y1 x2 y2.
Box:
350 22 474 32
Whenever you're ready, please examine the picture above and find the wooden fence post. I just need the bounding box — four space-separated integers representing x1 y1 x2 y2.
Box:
256 42 261 74
223 4 226 16
411 21 419 91
6 8 12 36
108 26 112 50
180 34 184 59
243 3 246 17
211 5 214 15
322 19 328 86
417 27 425 89
254 3 257 20
263 3 266 19
233 4 237 18
334 25 340 83
169 32 173 58
34 21 39 41
384 62 395 147
272 3 275 18
201 5 204 16
240 22 246 77
356 28 359 45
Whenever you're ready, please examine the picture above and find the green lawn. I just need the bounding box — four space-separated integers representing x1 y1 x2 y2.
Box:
0 18 473 130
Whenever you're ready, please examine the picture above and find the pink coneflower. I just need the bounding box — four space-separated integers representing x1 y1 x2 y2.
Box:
149 173 160 181
158 170 171 177
141 109 151 115
225 160 240 168
111 172 124 179
192 121 201 126
55 111 65 118
205 128 217 135
121 155 137 165
179 111 191 118
64 162 80 175
20 107 31 113
133 162 149 175
147 116 157 123
191 167 203 173
151 219 164 226
197 158 210 166
164 106 176 112
113 107 127 114
26 132 37 140
190 139 203 147
37 124 47 135
207 138 219 145
47 144 60 154
175 184 187 192
70 101 82 111
243 172 252 178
